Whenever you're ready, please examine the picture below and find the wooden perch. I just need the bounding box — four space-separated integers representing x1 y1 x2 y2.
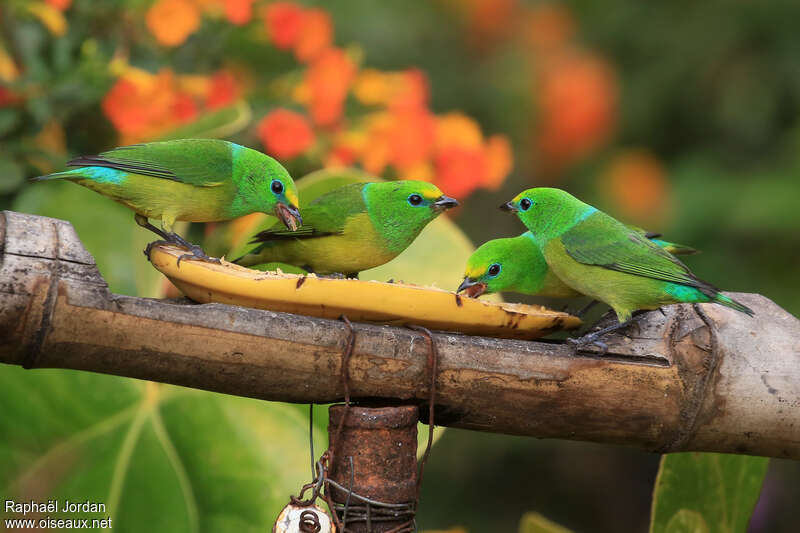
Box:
1 210 799 459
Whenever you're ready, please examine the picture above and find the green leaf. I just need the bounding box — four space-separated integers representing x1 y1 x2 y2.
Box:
0 366 328 532
13 180 163 296
518 512 574 533
650 452 768 533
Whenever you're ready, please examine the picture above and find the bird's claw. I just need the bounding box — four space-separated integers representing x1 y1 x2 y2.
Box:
176 244 221 267
566 335 609 355
144 239 171 261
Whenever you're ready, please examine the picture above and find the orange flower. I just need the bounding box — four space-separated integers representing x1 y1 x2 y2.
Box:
294 8 333 62
258 108 315 159
435 112 483 151
465 0 517 49
102 69 188 143
206 70 240 109
224 0 254 25
435 147 487 199
263 2 304 49
306 48 356 126
146 0 201 47
484 134 513 190
388 109 435 171
0 87 20 107
523 3 574 52
171 91 198 122
536 52 617 171
604 150 669 220
388 69 429 112
45 0 71 11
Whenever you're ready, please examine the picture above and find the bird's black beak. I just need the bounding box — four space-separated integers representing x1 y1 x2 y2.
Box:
433 195 459 210
499 201 518 212
456 277 487 298
275 203 303 231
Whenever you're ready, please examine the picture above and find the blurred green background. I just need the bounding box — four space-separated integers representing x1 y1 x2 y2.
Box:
1 0 798 531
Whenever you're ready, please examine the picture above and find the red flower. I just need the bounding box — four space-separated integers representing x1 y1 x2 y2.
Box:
258 108 315 159
264 2 304 49
294 8 333 62
225 0 254 25
206 70 240 109
306 48 356 126
171 92 198 122
45 0 72 10
434 147 487 199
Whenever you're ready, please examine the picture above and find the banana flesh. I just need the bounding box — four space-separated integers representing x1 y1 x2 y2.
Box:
149 244 581 340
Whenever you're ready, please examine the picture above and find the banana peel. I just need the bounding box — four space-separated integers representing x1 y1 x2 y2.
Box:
149 244 581 340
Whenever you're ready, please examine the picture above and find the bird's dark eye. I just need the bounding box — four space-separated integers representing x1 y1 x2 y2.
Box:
520 198 532 211
408 194 423 206
271 180 284 194
488 263 501 277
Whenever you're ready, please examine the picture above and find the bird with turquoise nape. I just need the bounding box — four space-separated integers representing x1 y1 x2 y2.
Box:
500 187 752 351
32 139 302 265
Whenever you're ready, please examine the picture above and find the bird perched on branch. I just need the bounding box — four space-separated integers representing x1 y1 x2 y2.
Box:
33 139 301 264
500 187 752 349
457 230 697 299
234 180 459 277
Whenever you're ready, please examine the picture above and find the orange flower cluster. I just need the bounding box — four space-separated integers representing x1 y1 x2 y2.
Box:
129 1 513 198
259 2 512 198
523 4 618 175
102 67 240 144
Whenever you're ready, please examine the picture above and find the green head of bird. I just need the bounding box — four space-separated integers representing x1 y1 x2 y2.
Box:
363 180 459 245
233 153 302 230
457 233 548 297
500 187 592 242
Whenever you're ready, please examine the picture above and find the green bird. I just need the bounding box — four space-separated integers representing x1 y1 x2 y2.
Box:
457 230 698 299
234 180 459 277
33 139 302 263
500 187 752 347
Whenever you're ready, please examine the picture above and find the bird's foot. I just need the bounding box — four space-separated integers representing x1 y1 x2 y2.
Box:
160 232 221 267
566 334 609 355
176 244 222 267
566 317 635 355
144 239 171 261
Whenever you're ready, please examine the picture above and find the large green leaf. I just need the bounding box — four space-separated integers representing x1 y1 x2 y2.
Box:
0 366 328 531
649 452 768 533
13 180 163 297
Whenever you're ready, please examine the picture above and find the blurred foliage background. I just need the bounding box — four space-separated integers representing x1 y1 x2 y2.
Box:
1 0 799 531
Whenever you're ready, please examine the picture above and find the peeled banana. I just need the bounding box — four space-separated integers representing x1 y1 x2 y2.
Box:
149 244 581 340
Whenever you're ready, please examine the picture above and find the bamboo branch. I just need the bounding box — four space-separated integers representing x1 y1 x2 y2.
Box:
1 210 798 459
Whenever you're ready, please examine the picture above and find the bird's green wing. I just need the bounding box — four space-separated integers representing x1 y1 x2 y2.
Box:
66 139 234 187
250 182 369 243
562 212 715 294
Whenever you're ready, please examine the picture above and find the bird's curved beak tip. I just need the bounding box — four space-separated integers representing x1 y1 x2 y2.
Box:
457 277 487 298
499 201 517 212
434 195 459 210
275 203 302 231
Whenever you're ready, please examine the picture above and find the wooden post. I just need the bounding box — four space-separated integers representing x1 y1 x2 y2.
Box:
1 210 799 459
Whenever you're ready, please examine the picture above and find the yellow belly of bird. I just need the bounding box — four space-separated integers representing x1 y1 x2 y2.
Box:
259 213 398 274
543 239 675 321
75 175 234 224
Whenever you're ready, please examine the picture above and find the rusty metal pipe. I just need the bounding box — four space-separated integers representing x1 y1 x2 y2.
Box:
327 405 419 532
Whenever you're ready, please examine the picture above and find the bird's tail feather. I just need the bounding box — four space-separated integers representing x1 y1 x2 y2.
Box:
660 242 700 256
714 293 754 316
30 170 77 182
